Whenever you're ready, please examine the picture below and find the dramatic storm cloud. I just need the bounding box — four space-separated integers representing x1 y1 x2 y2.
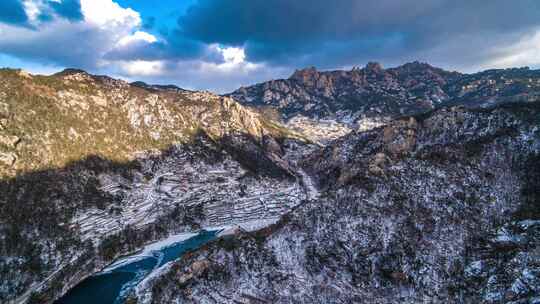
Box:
178 0 540 69
1 0 540 92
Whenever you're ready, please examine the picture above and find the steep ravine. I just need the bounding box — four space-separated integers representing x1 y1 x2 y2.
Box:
47 137 319 304
131 102 540 304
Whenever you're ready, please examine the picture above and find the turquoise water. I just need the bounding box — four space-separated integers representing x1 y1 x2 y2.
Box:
56 230 218 304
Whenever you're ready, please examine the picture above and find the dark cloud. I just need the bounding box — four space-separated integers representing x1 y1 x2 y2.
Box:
0 24 115 69
0 0 28 25
176 0 540 69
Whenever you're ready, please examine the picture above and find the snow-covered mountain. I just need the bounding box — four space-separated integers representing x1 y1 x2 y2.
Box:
131 102 540 304
1 64 540 304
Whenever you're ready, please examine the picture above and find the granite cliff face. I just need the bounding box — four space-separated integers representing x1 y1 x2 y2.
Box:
229 62 540 143
231 62 459 120
132 102 540 304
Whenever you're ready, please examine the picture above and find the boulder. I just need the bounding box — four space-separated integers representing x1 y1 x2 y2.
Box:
262 135 283 155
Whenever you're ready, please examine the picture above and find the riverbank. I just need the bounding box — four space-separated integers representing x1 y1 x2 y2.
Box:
56 230 219 304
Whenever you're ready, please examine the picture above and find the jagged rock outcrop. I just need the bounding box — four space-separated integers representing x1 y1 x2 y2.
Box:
228 62 460 133
133 102 540 304
229 62 540 143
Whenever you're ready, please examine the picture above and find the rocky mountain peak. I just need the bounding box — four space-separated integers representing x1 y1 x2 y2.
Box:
53 68 96 82
391 61 459 80
289 66 320 84
130 81 188 93
364 61 384 73
55 68 89 76
0 69 305 178
398 60 434 70
229 62 540 144
228 61 463 138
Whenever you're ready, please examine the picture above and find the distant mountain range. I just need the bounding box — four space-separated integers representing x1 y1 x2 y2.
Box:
229 62 540 142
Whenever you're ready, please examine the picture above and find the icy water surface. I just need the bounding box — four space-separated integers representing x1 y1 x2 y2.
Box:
56 230 218 304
